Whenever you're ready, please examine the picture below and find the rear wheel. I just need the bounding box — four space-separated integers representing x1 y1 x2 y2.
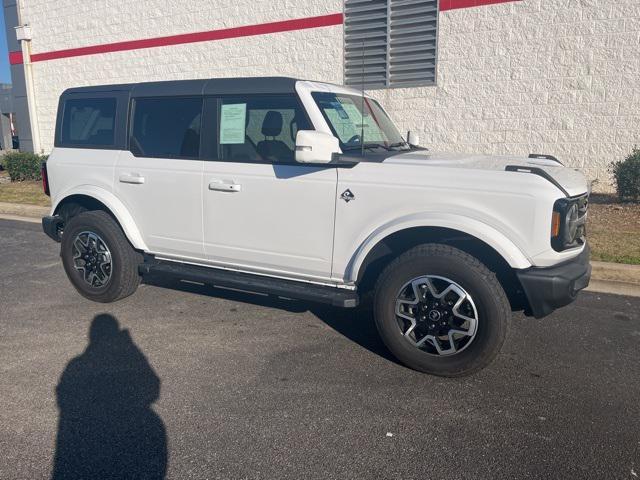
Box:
61 210 142 303
373 243 510 377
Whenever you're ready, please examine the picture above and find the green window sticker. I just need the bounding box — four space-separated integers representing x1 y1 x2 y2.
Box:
220 103 247 144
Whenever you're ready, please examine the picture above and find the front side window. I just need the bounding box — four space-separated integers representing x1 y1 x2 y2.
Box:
217 95 310 163
312 92 406 151
61 97 116 146
130 97 202 158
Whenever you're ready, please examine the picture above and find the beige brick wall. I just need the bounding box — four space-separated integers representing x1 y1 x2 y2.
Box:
25 0 344 154
19 0 640 189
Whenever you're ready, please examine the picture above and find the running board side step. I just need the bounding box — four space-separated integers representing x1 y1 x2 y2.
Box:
139 261 359 308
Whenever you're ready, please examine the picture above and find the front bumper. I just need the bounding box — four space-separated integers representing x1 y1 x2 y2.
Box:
42 215 63 242
516 245 591 319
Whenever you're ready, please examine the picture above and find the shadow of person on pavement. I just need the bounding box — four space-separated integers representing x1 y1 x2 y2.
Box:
51 314 167 480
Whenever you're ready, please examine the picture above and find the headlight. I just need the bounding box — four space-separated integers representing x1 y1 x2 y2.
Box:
564 203 579 244
551 195 588 251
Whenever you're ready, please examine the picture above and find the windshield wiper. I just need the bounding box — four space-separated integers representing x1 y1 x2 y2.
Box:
388 141 410 150
342 143 392 152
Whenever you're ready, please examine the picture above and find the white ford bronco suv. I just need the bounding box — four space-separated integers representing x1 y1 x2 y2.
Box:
42 77 591 376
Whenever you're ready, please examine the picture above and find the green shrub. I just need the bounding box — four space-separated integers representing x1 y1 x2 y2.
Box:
3 152 47 182
610 148 640 202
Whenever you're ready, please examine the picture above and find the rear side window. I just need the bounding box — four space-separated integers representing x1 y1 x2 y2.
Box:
130 97 202 158
61 98 116 147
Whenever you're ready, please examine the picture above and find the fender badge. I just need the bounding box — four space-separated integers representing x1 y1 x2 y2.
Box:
341 189 355 203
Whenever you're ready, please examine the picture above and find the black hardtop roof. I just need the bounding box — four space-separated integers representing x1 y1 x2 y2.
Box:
61 76 302 98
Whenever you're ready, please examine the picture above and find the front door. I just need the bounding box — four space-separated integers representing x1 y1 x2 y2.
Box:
201 95 337 281
115 96 205 260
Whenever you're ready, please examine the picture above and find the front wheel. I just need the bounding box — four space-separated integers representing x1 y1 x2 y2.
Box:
373 244 510 377
61 210 142 303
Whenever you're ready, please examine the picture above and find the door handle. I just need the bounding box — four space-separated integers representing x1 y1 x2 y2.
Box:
119 173 145 185
208 180 241 192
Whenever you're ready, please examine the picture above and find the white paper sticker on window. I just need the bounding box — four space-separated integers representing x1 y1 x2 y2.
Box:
342 103 385 142
220 103 247 144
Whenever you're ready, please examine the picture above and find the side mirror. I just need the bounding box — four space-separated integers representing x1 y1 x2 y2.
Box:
407 131 420 147
295 130 340 164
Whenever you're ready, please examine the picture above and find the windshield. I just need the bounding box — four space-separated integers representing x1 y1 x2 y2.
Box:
311 92 407 152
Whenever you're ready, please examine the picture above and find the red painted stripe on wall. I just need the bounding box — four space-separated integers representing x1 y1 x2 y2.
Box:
440 0 519 11
9 13 344 65
8 1 521 66
8 50 23 65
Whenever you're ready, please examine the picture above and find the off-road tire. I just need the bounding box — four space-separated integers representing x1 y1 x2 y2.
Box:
61 210 142 303
373 243 510 377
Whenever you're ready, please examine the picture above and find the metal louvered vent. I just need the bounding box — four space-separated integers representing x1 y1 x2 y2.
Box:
344 0 438 89
344 0 389 89
390 0 438 87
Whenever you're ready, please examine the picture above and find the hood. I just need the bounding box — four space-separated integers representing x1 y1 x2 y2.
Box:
384 151 589 198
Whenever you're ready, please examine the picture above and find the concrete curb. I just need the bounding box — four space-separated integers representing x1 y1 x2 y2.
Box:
591 261 640 284
0 213 41 224
586 261 640 298
0 201 49 218
586 279 640 298
0 201 638 297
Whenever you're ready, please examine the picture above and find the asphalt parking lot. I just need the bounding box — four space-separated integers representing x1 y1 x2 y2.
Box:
1 218 639 480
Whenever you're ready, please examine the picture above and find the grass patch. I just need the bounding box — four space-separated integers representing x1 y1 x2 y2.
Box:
589 231 640 265
587 195 640 265
0 172 51 207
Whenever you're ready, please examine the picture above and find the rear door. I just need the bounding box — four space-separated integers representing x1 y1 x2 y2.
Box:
114 96 205 260
200 95 337 281
52 92 127 202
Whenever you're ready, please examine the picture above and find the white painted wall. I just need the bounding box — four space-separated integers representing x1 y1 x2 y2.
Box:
15 0 640 189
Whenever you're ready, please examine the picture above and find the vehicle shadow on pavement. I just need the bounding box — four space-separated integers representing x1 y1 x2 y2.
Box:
143 273 399 365
310 305 401 366
51 314 167 480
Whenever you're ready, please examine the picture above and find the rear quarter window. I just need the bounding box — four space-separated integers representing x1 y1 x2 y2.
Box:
60 97 117 147
130 97 203 159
